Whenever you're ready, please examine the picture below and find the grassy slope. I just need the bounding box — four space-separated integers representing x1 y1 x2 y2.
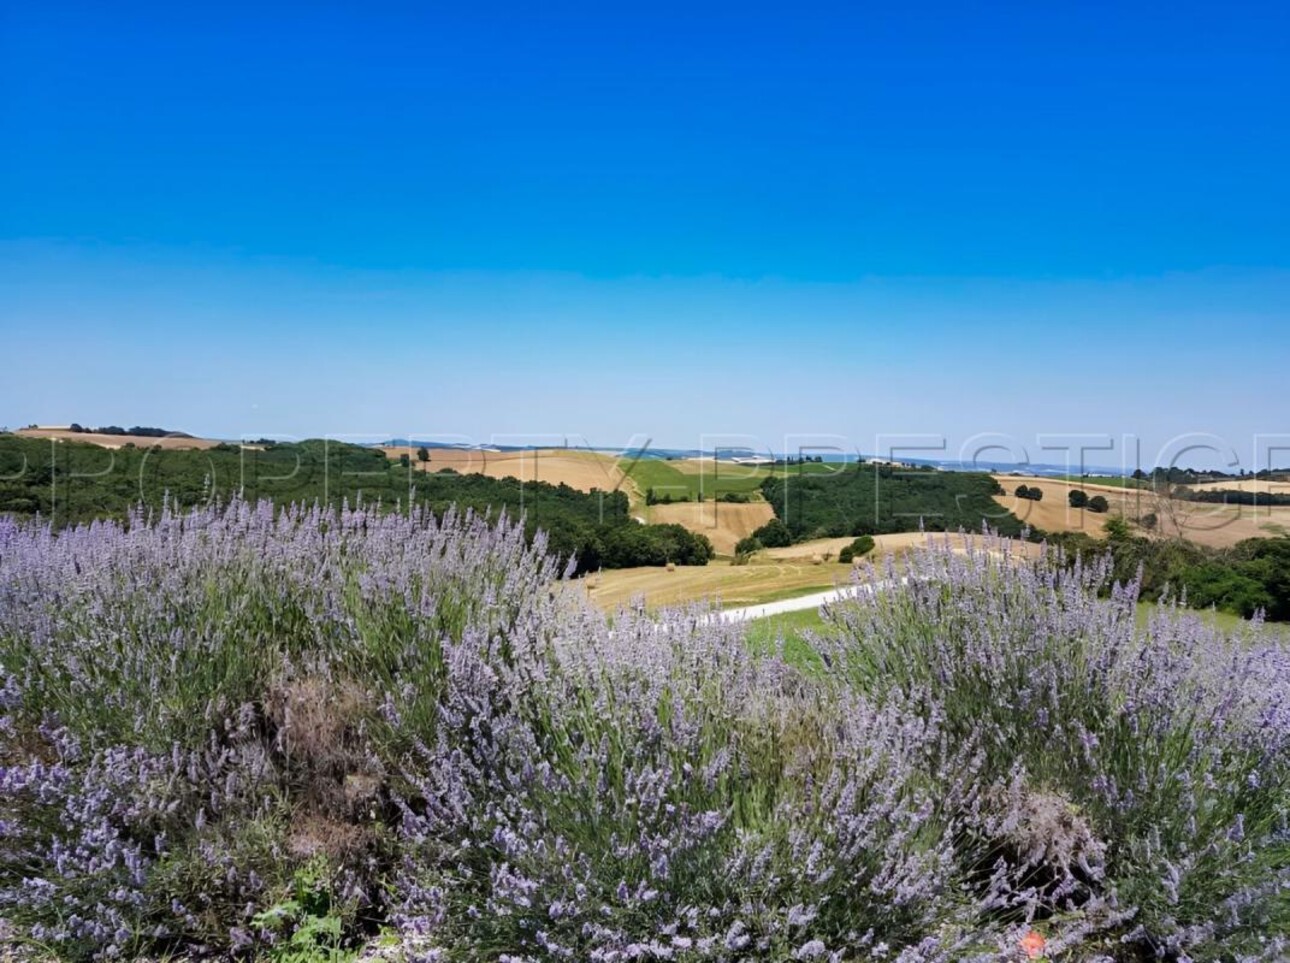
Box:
579 558 855 611
741 596 1286 674
618 459 845 502
1059 474 1149 489
742 606 829 667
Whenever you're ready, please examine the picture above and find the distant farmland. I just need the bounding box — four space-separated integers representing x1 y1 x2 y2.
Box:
618 456 842 502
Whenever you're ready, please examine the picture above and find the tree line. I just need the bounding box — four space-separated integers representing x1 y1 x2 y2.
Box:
1049 521 1290 621
759 464 1023 542
0 435 711 574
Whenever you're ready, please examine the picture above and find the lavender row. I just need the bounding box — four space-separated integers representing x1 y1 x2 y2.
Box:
0 502 1286 961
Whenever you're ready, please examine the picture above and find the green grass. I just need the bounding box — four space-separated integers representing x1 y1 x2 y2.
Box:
742 607 830 667
1135 600 1289 639
618 459 707 500
743 595 1288 676
619 458 848 502
741 577 850 606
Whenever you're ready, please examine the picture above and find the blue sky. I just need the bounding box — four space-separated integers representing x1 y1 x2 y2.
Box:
2 1 1288 468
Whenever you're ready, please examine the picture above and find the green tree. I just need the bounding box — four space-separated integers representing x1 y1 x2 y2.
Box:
1068 489 1089 509
1087 495 1110 514
752 518 793 548
849 534 875 557
416 446 430 463
840 535 875 564
1102 516 1131 542
1014 485 1043 502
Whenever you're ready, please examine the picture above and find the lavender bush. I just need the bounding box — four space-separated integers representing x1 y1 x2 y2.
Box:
823 535 1290 960
1 506 1287 961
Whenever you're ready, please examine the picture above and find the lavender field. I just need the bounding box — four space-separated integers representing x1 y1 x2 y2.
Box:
0 501 1287 962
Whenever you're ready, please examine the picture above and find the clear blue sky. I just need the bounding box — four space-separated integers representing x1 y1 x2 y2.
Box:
2 1 1287 469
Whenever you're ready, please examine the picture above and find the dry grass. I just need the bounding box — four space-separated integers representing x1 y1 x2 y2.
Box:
646 501 776 554
762 531 1045 562
577 558 852 611
1187 477 1290 495
264 674 383 863
580 533 1044 611
15 428 223 450
382 446 631 496
993 475 1290 548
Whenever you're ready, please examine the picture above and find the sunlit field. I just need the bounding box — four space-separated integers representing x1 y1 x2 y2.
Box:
3 502 1287 961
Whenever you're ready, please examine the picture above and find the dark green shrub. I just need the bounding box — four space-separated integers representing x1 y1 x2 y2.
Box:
849 535 875 557
752 518 793 548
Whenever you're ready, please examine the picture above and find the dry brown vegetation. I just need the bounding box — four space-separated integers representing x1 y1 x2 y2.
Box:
580 532 1045 611
993 475 1290 548
762 531 1045 563
381 446 631 496
15 427 224 450
1187 478 1290 495
577 558 848 611
646 500 776 554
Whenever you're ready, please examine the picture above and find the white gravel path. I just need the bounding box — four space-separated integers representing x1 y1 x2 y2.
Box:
704 578 901 624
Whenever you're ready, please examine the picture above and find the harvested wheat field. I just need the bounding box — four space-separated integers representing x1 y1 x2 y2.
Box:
994 476 1144 536
577 558 850 612
647 500 775 554
763 531 1045 563
15 427 223 450
1156 503 1290 547
1187 477 1290 495
994 475 1290 548
381 446 629 495
582 532 1047 612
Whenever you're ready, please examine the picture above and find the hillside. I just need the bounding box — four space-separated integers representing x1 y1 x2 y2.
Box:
381 445 630 495
1187 477 1290 495
580 531 1047 612
760 464 1024 539
647 500 776 554
995 474 1290 548
16 426 222 450
0 434 714 574
617 456 839 503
